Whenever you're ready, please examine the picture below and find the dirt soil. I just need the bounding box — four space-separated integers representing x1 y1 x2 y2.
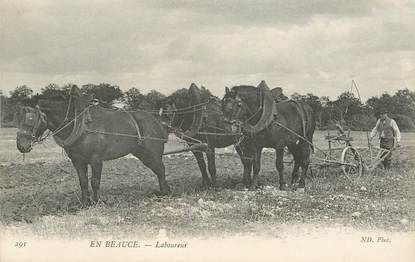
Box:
0 144 414 238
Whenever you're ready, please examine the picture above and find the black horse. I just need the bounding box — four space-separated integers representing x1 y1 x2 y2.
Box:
16 86 170 206
160 83 254 188
222 81 315 191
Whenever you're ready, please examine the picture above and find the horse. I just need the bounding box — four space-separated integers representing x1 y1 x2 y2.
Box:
159 83 254 188
222 80 315 191
15 86 171 206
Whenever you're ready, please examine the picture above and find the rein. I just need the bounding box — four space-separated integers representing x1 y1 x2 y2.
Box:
30 93 94 148
17 107 48 146
29 94 241 150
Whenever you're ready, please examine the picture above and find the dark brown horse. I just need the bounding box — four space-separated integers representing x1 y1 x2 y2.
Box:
222 81 315 191
16 86 170 206
160 83 254 188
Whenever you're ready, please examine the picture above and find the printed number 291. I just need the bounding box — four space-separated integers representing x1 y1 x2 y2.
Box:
15 242 26 248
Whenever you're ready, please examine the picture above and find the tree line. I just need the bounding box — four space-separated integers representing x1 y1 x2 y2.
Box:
1 83 414 131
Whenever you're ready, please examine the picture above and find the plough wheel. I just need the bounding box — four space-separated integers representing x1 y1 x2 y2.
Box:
341 146 363 177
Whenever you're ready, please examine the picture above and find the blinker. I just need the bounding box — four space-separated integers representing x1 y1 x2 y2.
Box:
24 112 36 127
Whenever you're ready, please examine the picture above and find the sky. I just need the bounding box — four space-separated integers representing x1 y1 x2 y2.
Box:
0 0 414 101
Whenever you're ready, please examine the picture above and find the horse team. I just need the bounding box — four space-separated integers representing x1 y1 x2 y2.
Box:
16 80 315 206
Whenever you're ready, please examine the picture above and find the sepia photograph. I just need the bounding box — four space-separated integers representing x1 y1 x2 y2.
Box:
0 0 414 261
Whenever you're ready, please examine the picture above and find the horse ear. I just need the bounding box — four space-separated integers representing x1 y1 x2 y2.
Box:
225 86 230 94
70 85 82 97
188 83 202 104
189 83 199 90
257 80 269 89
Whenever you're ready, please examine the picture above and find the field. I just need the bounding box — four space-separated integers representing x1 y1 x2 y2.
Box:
0 128 414 240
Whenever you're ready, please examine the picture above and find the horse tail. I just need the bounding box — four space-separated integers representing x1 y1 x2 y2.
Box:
289 100 306 138
291 100 315 153
302 103 316 153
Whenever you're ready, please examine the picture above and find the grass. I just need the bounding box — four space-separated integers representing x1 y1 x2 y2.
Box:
0 128 414 239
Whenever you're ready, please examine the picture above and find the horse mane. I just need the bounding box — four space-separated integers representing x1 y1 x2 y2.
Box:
230 85 257 93
19 96 39 107
167 84 212 109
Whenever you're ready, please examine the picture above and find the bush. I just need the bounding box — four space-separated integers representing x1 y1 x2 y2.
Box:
392 114 415 131
1 120 16 128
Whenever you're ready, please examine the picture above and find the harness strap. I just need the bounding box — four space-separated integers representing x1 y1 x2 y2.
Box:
124 111 142 141
54 107 89 148
288 100 306 139
241 84 276 134
184 105 205 137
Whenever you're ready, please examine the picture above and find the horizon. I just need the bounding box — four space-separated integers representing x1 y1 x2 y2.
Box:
0 80 411 103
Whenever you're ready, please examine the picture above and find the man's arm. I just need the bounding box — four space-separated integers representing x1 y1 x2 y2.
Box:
391 119 401 143
370 119 380 140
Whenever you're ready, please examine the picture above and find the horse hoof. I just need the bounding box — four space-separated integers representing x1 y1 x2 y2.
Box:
80 195 92 207
279 184 288 191
291 182 300 190
92 199 106 205
296 188 305 194
81 200 92 208
202 181 212 189
159 190 172 196
209 184 218 191
242 177 252 187
235 182 246 190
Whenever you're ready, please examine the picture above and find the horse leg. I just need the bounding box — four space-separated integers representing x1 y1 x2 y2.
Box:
298 163 309 191
276 147 288 190
133 151 171 195
70 157 90 206
298 146 311 190
290 160 300 185
289 147 301 188
235 146 252 187
206 147 217 187
251 147 263 190
192 151 212 188
90 157 103 204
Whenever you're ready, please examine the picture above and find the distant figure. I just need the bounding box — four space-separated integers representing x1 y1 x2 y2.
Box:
370 109 401 169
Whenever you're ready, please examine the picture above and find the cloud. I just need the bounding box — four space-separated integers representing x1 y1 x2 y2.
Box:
0 0 413 100
152 0 387 26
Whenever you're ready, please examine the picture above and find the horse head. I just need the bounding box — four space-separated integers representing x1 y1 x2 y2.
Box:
156 95 176 125
222 80 275 133
16 104 48 153
159 83 204 131
222 83 262 124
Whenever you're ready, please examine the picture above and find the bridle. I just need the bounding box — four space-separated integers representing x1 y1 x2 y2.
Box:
224 94 262 131
159 99 210 132
50 93 81 136
158 102 180 131
16 106 48 145
18 92 90 148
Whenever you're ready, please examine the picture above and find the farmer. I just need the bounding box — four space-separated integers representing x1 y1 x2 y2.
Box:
369 109 401 169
